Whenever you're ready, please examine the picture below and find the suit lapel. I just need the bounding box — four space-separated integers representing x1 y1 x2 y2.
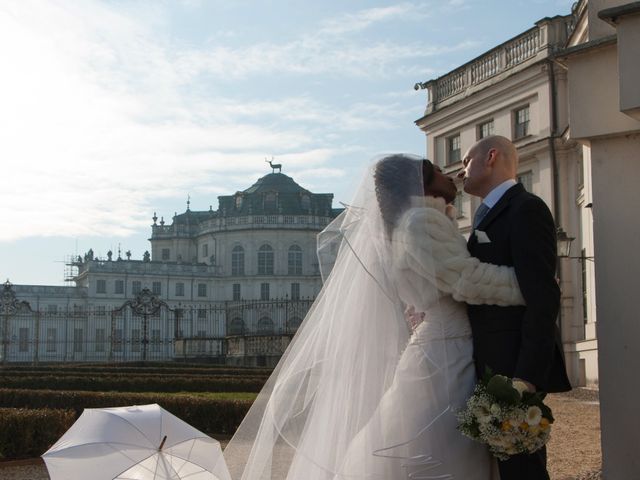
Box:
476 183 524 231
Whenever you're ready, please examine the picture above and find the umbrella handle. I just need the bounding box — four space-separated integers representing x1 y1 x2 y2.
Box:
159 435 167 451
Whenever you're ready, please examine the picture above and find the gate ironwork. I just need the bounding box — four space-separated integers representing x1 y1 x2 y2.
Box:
0 282 313 364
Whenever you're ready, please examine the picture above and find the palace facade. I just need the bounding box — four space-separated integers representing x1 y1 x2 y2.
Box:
2 169 341 366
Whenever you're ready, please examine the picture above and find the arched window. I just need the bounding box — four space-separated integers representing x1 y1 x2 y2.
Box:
228 317 244 336
232 245 245 275
257 316 274 335
301 194 310 210
258 244 274 275
288 245 302 275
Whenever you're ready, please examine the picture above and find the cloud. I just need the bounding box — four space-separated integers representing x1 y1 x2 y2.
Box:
180 37 477 80
0 1 336 242
0 0 476 244
319 3 429 35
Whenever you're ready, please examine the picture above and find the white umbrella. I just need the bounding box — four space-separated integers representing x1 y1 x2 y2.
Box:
42 403 231 480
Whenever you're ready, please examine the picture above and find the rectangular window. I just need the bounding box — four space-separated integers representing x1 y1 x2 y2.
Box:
288 247 303 275
478 119 494 139
132 281 142 295
95 305 106 316
233 283 241 301
162 248 170 260
96 279 106 294
47 304 58 314
291 283 300 300
198 283 207 297
514 106 530 139
131 329 141 353
454 191 465 218
447 134 461 165
198 308 207 319
202 243 208 258
46 328 57 352
517 171 533 193
95 329 106 353
73 328 83 353
115 280 124 294
232 248 245 276
152 281 162 296
260 283 270 301
258 248 274 275
175 282 185 297
19 328 29 352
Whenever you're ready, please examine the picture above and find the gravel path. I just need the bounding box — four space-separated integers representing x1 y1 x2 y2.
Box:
0 389 602 480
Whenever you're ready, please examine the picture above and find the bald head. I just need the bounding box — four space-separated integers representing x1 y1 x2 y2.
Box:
459 135 519 198
474 135 518 174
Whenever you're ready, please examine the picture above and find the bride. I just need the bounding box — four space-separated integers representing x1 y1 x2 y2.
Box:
223 154 524 479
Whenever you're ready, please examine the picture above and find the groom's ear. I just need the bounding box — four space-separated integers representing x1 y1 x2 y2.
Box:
485 148 497 167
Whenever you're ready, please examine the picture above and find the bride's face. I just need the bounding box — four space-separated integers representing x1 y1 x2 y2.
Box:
424 165 457 204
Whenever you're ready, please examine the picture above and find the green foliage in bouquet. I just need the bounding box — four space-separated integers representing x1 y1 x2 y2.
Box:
457 368 555 461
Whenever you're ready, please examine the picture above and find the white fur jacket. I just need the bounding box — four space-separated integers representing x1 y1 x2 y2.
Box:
392 196 524 307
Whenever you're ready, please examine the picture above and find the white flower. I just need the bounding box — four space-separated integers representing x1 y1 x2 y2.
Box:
490 403 501 416
512 380 530 398
526 406 543 426
478 413 493 424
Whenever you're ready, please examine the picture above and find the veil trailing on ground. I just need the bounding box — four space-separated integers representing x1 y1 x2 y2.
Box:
223 155 452 480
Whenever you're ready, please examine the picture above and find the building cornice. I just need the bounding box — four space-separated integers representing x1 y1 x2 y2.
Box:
598 2 640 26
555 34 617 62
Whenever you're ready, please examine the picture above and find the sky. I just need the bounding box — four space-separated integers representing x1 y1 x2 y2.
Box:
0 0 574 286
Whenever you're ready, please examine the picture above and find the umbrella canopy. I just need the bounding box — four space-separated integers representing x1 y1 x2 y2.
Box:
42 403 231 480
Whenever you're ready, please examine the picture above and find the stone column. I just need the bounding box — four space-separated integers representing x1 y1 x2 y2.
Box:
590 134 640 479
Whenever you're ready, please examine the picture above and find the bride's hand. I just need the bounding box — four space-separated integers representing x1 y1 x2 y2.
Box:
404 305 425 333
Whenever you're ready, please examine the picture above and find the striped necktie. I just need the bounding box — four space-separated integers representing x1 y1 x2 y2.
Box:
473 203 490 229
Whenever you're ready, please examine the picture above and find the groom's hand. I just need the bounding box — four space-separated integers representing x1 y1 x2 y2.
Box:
513 377 536 393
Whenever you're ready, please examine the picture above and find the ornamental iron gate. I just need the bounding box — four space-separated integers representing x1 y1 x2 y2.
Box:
0 282 313 365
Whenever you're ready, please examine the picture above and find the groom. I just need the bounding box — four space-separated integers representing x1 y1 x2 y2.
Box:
459 136 571 480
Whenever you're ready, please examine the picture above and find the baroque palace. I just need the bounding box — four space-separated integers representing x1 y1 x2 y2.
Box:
2 167 341 367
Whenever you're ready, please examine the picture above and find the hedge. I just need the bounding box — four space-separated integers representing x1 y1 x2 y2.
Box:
0 374 266 393
0 365 272 377
0 389 253 435
0 408 75 459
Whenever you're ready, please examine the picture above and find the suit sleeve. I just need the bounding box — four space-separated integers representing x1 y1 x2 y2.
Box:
510 197 561 389
397 208 525 306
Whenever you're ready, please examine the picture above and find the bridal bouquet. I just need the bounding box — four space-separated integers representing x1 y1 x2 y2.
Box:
457 370 554 460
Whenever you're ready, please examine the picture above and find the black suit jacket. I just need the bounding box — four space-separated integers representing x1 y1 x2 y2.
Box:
467 183 571 393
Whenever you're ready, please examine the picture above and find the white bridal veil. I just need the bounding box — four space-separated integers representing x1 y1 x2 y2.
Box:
223 155 453 480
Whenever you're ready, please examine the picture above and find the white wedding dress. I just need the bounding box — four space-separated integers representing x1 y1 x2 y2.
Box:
336 197 522 480
223 159 523 480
